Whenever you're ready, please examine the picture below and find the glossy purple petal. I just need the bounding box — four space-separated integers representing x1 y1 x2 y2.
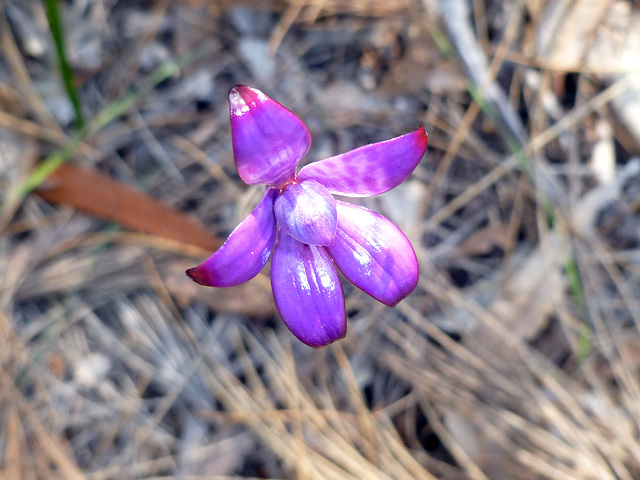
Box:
229 86 311 187
273 180 337 246
186 189 278 287
297 125 427 197
327 201 418 306
271 232 346 347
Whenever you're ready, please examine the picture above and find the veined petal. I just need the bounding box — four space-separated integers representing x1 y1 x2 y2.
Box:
297 125 427 196
271 232 346 348
327 201 418 306
229 86 311 187
274 180 337 246
186 189 278 287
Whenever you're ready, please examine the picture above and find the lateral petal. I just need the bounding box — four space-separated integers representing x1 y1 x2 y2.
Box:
271 232 346 348
186 188 278 287
327 202 418 306
229 86 311 187
297 125 427 196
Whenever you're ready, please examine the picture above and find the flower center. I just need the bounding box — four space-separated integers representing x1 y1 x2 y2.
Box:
274 179 337 246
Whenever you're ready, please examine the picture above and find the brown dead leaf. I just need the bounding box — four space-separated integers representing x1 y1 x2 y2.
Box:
35 163 222 252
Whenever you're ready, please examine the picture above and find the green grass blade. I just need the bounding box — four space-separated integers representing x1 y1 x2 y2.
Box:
2 46 210 211
564 254 591 360
43 0 85 128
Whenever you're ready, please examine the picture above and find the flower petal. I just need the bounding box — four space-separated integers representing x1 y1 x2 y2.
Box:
297 125 427 196
271 232 346 347
186 189 278 287
274 179 337 246
327 201 418 306
229 86 311 187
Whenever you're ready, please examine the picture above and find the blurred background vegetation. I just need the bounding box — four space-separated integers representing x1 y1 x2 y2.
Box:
2 0 640 478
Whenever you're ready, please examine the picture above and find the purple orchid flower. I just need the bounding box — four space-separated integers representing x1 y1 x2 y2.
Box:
186 86 427 348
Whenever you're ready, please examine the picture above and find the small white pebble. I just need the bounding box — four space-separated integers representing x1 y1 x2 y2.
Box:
73 353 111 388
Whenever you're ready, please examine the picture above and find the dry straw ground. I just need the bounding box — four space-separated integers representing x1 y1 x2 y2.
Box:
2 0 640 478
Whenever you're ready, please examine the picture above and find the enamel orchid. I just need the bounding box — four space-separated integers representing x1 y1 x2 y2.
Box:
187 86 427 347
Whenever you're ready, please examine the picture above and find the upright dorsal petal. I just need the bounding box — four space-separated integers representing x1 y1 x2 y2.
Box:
230 86 311 187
